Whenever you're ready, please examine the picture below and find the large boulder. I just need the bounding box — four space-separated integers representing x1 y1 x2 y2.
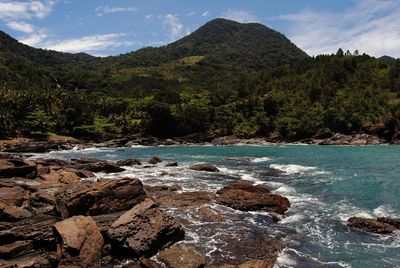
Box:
56 178 147 218
347 217 396 234
216 183 290 214
158 246 205 268
107 199 184 257
189 163 219 172
148 156 162 165
53 216 103 268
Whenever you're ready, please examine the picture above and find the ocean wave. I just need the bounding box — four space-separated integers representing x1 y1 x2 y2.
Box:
252 156 272 163
270 164 318 175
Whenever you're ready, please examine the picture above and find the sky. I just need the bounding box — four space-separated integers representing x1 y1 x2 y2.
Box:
0 0 399 58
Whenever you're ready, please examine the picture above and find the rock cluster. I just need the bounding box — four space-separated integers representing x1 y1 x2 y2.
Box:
347 217 400 234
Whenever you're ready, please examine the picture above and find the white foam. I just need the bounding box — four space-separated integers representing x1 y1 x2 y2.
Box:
275 248 298 267
252 156 272 163
240 174 260 182
270 164 317 175
275 185 297 194
280 214 305 224
373 205 397 218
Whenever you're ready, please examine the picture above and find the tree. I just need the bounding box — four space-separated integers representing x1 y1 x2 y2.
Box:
336 48 344 57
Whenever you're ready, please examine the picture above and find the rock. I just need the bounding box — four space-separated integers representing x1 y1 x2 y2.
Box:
117 158 142 166
149 156 162 165
54 216 103 268
347 217 396 234
0 240 33 259
197 207 224 222
0 186 29 206
207 260 274 268
0 215 57 249
165 162 178 167
216 184 290 214
1 205 32 221
71 158 125 173
189 164 219 172
216 181 270 195
107 199 184 257
152 191 216 210
158 246 205 268
58 170 80 184
0 251 55 268
55 178 147 218
0 159 37 178
39 170 63 183
377 217 400 229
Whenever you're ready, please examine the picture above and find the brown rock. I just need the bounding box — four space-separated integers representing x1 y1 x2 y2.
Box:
377 217 400 229
39 170 63 183
1 205 32 221
58 170 80 184
216 182 270 195
55 178 147 218
71 157 125 173
0 186 29 206
149 156 162 165
189 163 219 172
0 159 37 178
154 191 216 210
158 246 205 268
216 184 290 214
165 162 178 167
107 199 184 257
0 251 54 268
117 158 142 166
347 217 395 234
197 207 224 222
54 216 103 268
0 240 33 259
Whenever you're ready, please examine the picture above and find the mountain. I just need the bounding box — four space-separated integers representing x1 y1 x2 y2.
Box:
0 18 307 94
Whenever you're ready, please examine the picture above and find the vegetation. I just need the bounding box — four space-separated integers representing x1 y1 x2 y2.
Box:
0 19 399 141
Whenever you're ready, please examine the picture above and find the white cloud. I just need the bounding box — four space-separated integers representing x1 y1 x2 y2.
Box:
6 21 34 33
163 14 184 41
96 5 137 17
222 9 259 23
0 0 54 20
276 0 400 57
145 14 154 19
19 29 47 46
186 11 195 17
41 33 135 53
202 11 210 17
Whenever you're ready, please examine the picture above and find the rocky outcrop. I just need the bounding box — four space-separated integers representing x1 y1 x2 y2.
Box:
149 156 162 165
347 217 400 234
107 199 184 257
117 158 142 166
0 159 36 178
54 216 103 268
71 157 125 173
55 178 147 218
149 189 216 210
216 183 289 214
158 246 206 268
216 181 270 195
189 164 219 172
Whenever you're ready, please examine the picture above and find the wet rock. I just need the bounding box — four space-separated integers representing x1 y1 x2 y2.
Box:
149 156 162 165
56 178 147 218
0 159 37 178
117 158 142 166
197 207 224 222
216 184 290 214
189 163 219 172
377 217 400 229
54 215 103 268
347 217 396 234
71 157 125 173
107 199 184 257
158 246 205 268
146 185 182 193
216 181 270 195
0 240 33 259
165 162 178 167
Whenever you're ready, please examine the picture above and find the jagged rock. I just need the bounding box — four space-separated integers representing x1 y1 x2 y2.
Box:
56 178 147 218
54 216 103 268
148 156 162 165
165 162 178 167
107 199 184 257
1 205 32 221
0 251 55 268
158 246 205 268
377 217 400 229
216 183 290 214
117 158 142 166
0 159 37 178
0 186 29 206
189 163 219 172
347 217 396 234
0 240 33 259
216 181 270 195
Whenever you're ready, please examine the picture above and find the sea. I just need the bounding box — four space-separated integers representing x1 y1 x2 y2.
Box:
37 144 400 268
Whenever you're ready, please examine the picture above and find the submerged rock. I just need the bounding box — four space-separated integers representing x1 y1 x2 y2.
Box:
55 178 147 218
54 215 103 268
347 217 396 234
189 163 219 172
158 246 206 268
216 183 289 214
107 199 184 257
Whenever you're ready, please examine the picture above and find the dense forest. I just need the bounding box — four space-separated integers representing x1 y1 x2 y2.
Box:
1 19 400 141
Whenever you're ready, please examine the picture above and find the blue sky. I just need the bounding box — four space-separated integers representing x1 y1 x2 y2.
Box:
1 0 399 57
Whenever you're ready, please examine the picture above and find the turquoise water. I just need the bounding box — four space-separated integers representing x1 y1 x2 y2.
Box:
44 145 400 267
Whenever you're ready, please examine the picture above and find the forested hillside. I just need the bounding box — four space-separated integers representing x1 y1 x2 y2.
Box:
0 19 399 141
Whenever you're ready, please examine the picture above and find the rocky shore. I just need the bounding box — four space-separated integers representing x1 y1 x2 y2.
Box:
0 153 292 267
